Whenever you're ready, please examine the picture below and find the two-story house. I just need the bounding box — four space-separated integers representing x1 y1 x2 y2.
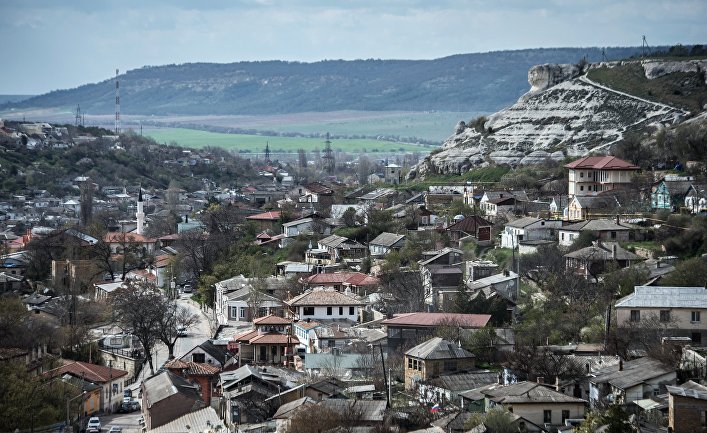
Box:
445 215 493 247
615 285 707 345
232 315 299 366
651 177 695 211
382 312 491 351
564 241 644 281
44 361 129 413
565 156 638 198
500 217 562 249
404 337 476 391
302 272 379 295
141 370 205 431
419 248 464 309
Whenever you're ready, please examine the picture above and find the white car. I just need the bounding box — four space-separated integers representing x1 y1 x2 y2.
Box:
123 396 131 404
87 417 101 431
177 325 188 337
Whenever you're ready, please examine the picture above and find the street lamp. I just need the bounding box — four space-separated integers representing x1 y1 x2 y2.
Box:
66 391 86 432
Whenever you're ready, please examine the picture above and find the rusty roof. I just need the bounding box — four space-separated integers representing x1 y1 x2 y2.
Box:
382 312 491 328
253 315 292 325
565 156 639 170
45 361 128 383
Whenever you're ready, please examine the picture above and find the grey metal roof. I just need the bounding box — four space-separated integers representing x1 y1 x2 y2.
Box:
273 396 317 419
149 407 221 433
319 399 387 422
426 371 499 392
506 216 541 228
615 286 707 308
405 337 475 360
666 380 707 400
305 353 372 370
143 371 202 408
590 357 675 390
482 381 587 404
564 242 643 261
369 232 406 247
467 272 518 290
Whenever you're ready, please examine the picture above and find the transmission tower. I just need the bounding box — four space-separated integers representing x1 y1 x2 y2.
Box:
602 48 608 62
265 141 271 164
74 104 83 127
115 68 121 135
322 132 335 174
642 35 651 57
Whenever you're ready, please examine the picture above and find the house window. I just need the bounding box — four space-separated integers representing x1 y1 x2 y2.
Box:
239 307 246 318
192 353 206 363
580 186 584 191
630 310 640 322
610 231 617 239
408 358 413 369
443 361 457 372
303 307 315 316
660 310 670 322
327 307 332 316
693 332 702 344
349 306 355 315
562 410 570 423
230 307 238 319
543 410 552 423
339 307 343 315
580 172 584 178
692 311 701 323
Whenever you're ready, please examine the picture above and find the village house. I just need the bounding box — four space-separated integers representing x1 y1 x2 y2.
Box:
231 315 299 366
565 156 639 198
500 217 562 249
164 359 221 406
220 364 291 425
296 182 335 210
404 337 476 391
479 191 529 217
564 241 644 281
180 340 232 368
382 312 491 351
419 247 465 309
301 271 379 295
588 357 676 408
44 361 129 413
558 218 633 247
287 289 365 322
464 380 587 431
615 285 707 345
651 176 696 211
445 215 493 247
666 381 707 433
305 234 367 268
368 232 406 257
566 194 621 220
141 370 205 431
245 210 282 231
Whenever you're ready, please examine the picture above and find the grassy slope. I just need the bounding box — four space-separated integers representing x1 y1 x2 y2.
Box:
143 127 436 153
587 62 707 112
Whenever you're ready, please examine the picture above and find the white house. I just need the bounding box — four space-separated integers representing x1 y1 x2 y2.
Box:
368 232 406 257
282 217 315 238
286 289 365 322
565 156 638 198
500 217 562 249
589 357 676 408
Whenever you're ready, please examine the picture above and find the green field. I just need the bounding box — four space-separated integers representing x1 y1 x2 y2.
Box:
144 127 438 153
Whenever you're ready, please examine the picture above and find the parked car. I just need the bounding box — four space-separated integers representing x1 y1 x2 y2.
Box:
108 427 122 433
177 325 187 337
123 396 131 404
87 417 101 431
182 284 193 293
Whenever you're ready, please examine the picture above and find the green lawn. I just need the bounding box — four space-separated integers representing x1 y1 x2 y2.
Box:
144 127 437 153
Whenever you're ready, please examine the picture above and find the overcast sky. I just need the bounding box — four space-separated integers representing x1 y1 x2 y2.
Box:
1 0 705 95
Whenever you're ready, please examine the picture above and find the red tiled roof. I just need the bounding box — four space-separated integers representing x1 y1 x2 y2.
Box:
234 330 259 342
45 361 128 383
381 312 491 328
249 333 300 345
246 211 281 221
305 272 379 286
564 156 639 170
253 315 292 325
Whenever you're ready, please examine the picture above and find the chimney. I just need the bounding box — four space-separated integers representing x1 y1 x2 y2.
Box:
619 359 624 371
536 376 544 384
555 376 560 392
611 244 617 260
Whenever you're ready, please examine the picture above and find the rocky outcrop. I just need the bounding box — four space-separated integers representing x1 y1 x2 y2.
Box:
409 62 691 180
642 60 707 84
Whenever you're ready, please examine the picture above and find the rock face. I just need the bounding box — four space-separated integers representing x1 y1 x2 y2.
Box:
409 62 689 179
642 60 707 84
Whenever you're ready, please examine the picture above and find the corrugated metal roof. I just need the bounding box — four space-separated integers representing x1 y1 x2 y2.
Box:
615 286 707 308
405 337 475 360
149 407 221 433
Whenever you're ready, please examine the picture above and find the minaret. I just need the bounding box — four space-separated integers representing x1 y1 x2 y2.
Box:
136 188 145 235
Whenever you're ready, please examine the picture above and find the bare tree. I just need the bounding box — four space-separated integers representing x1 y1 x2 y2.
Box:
110 281 163 374
154 301 199 359
375 270 425 314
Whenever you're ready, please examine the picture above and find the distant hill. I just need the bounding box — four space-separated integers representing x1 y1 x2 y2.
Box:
0 47 660 116
0 95 33 104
